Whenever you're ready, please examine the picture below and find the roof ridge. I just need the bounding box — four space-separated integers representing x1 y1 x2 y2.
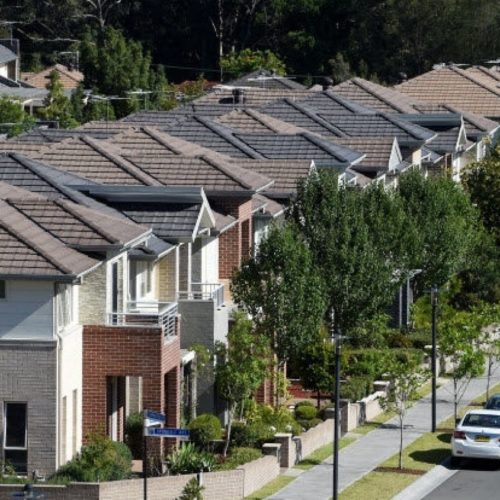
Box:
451 66 500 96
241 109 281 132
352 78 410 113
284 98 346 136
141 126 187 155
382 113 436 141
195 116 265 159
83 136 160 186
0 199 75 274
322 90 376 114
200 155 251 189
245 108 304 134
301 131 363 164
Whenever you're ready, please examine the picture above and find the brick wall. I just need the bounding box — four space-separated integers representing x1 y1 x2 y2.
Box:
82 325 180 459
298 418 334 459
240 455 281 497
158 252 177 302
0 341 57 477
0 483 99 500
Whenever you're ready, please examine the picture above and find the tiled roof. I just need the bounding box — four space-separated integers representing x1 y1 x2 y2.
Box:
0 199 98 278
224 70 307 90
234 159 313 194
0 141 50 154
37 137 159 185
212 209 237 233
425 128 462 154
0 181 44 200
395 66 500 117
196 86 313 107
15 127 120 144
124 154 274 193
464 66 500 86
20 64 84 90
299 89 378 115
257 99 346 138
334 138 396 172
331 78 419 113
252 193 286 217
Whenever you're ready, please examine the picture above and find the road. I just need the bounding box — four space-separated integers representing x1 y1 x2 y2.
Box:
424 459 500 500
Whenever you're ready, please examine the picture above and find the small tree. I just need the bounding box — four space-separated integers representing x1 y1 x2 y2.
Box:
221 48 286 79
380 356 428 469
0 97 35 137
215 312 270 456
39 71 79 128
178 477 204 500
440 312 485 422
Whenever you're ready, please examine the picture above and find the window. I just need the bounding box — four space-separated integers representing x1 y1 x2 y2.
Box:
129 260 153 302
56 284 73 329
3 402 27 473
0 280 5 299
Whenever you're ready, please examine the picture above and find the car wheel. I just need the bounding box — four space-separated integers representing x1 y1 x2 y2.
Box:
450 456 461 467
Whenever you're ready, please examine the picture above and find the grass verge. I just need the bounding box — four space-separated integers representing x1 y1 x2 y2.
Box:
294 437 356 471
245 476 295 500
340 380 500 499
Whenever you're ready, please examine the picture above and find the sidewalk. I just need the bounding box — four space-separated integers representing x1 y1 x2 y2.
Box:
269 369 500 500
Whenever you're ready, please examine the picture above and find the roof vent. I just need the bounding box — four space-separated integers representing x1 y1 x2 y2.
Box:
398 72 407 83
432 63 447 70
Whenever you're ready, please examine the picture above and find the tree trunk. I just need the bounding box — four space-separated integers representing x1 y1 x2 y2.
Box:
454 378 458 423
317 390 321 409
223 406 234 457
399 415 403 469
487 355 492 400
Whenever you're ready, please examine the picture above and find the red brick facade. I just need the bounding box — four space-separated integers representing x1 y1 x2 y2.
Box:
82 325 181 458
211 197 253 279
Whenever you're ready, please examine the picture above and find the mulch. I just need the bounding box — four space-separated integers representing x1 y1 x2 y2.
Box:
374 466 426 476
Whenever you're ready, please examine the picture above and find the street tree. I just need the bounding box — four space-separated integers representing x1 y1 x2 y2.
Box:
380 355 428 469
214 312 270 456
291 169 411 334
440 311 485 422
398 170 481 294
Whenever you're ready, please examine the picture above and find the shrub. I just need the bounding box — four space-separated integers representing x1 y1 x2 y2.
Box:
297 418 323 430
295 405 317 420
179 477 204 500
340 375 373 402
216 447 262 470
230 421 275 448
125 411 143 459
295 400 315 408
51 434 132 482
188 414 222 450
318 403 334 420
409 331 432 349
166 443 216 475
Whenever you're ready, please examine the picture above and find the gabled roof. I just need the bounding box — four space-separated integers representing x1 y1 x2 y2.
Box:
464 66 500 86
124 153 274 194
36 136 159 185
72 185 215 243
395 65 500 117
256 98 346 138
298 89 376 115
0 199 99 279
252 193 286 217
21 64 83 90
331 78 419 113
223 70 307 90
15 127 120 144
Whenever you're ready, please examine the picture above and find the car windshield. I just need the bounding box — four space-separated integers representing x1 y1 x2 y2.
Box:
462 413 500 428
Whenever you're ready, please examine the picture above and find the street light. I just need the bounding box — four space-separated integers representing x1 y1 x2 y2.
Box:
431 285 438 432
330 307 342 500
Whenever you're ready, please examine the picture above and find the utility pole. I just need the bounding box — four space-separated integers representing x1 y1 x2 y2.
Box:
331 307 341 500
431 284 438 432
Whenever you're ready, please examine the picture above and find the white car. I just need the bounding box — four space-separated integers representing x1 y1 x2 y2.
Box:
451 409 500 464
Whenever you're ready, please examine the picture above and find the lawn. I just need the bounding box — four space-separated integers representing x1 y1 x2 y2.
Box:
294 437 356 471
245 476 295 500
339 471 416 500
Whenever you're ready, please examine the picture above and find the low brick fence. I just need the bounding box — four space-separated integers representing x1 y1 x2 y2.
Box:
298 418 334 460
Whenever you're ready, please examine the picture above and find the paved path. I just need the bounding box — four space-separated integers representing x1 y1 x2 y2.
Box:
270 369 500 500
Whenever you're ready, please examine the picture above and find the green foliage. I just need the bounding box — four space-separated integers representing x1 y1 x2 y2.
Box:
221 49 286 79
232 224 327 363
0 97 35 137
341 376 374 403
463 145 500 244
329 53 352 84
348 314 394 349
295 405 318 420
296 417 323 430
216 447 263 470
38 71 79 128
166 443 216 475
230 421 275 449
178 477 205 500
51 433 132 482
125 411 143 459
188 414 222 450
295 401 315 408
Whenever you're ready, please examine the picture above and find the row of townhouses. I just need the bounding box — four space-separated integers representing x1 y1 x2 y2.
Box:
0 58 499 477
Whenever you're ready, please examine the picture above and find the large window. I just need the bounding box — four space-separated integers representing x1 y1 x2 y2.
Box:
56 284 73 329
129 260 153 302
0 280 5 299
3 402 27 473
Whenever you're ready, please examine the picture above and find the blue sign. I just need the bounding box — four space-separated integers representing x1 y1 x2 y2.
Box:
144 410 166 423
146 427 190 439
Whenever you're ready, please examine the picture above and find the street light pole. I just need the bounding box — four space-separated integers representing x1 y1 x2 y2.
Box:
431 285 438 432
331 307 341 500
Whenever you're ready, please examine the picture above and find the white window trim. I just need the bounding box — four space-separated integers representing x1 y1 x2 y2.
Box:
3 402 28 451
56 283 75 331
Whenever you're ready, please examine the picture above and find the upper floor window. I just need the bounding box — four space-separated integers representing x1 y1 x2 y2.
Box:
57 283 74 329
129 260 153 302
0 280 5 299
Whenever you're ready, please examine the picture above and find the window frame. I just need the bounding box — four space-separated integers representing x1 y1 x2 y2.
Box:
56 283 74 330
3 402 28 450
129 260 154 303
0 279 6 300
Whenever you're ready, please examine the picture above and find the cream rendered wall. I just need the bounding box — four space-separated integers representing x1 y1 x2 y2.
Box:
0 65 8 78
201 237 219 284
411 148 422 167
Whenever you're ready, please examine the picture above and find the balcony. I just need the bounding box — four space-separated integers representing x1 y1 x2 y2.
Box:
178 283 225 308
107 301 178 339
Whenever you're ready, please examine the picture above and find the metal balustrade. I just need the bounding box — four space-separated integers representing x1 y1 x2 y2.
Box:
107 301 178 338
178 283 225 308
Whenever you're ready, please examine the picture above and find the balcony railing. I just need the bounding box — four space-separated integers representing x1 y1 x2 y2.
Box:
178 283 225 308
107 301 178 338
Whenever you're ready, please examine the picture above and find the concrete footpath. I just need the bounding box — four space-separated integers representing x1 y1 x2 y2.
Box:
269 368 500 500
